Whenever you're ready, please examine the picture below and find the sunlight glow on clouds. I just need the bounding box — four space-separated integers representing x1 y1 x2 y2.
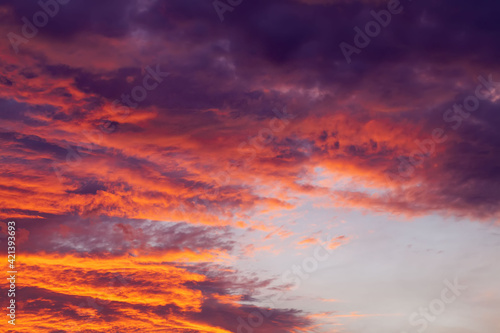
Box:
0 0 499 332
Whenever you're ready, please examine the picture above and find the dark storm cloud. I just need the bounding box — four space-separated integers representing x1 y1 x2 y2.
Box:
1 0 137 39
1 1 500 331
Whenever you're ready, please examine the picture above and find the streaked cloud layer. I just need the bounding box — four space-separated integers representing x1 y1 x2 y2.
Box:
0 0 499 332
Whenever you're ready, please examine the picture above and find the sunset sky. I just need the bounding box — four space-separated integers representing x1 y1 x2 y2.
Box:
1 0 499 332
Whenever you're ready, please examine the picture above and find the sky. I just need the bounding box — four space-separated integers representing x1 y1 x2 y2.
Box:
0 0 499 332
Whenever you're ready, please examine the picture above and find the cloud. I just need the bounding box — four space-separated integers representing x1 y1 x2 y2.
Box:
1 0 500 331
